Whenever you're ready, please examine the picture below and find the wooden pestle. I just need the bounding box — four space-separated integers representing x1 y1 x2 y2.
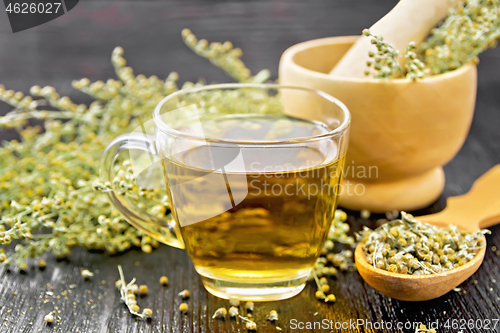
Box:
329 0 460 78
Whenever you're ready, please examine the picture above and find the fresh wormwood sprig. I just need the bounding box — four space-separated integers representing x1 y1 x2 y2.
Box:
362 30 431 80
364 0 500 79
420 0 500 75
0 30 353 274
0 30 270 270
362 29 402 79
181 28 271 83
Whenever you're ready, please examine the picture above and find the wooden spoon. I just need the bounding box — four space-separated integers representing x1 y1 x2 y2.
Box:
355 165 500 301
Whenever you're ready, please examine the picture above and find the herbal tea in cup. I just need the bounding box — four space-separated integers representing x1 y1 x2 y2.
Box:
101 84 350 301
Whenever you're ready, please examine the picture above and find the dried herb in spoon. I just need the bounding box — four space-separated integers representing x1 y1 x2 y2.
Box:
356 212 490 275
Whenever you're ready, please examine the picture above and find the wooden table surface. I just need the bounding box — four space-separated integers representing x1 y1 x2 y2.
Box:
1 1 500 332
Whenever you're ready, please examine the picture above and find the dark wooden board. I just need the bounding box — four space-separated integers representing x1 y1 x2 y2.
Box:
1 1 500 332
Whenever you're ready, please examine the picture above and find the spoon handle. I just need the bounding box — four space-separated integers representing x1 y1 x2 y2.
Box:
418 165 500 232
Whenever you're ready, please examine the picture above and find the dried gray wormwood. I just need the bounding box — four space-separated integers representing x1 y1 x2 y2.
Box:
357 212 490 275
212 307 227 319
116 265 148 318
311 209 355 279
229 306 239 317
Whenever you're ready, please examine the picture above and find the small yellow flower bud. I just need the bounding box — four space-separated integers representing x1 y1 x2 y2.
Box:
115 58 126 67
113 46 124 55
325 294 336 303
229 299 240 307
130 284 138 294
139 285 148 295
360 209 371 219
30 85 41 95
246 321 257 330
315 290 326 300
336 210 347 221
38 259 46 269
14 91 24 101
197 39 208 49
179 303 189 313
17 260 27 271
81 269 94 279
178 289 190 299
44 313 54 323
167 71 179 81
212 307 227 319
267 310 278 321
222 41 233 51
159 276 169 286
142 308 153 318
245 301 254 312
141 244 152 253
228 306 238 317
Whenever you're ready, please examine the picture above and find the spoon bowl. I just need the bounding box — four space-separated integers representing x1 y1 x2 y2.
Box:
354 165 500 301
355 237 486 301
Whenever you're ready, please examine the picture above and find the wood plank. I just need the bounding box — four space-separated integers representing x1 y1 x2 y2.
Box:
1 0 499 332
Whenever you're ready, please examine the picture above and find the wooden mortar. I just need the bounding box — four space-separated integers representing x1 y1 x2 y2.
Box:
279 36 477 212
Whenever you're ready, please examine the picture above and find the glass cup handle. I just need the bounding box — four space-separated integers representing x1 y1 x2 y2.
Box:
100 133 184 249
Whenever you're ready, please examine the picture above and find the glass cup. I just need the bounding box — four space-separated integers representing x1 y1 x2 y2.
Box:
101 83 350 301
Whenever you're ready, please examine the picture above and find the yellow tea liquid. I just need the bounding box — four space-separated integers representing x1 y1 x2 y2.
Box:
161 114 344 296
